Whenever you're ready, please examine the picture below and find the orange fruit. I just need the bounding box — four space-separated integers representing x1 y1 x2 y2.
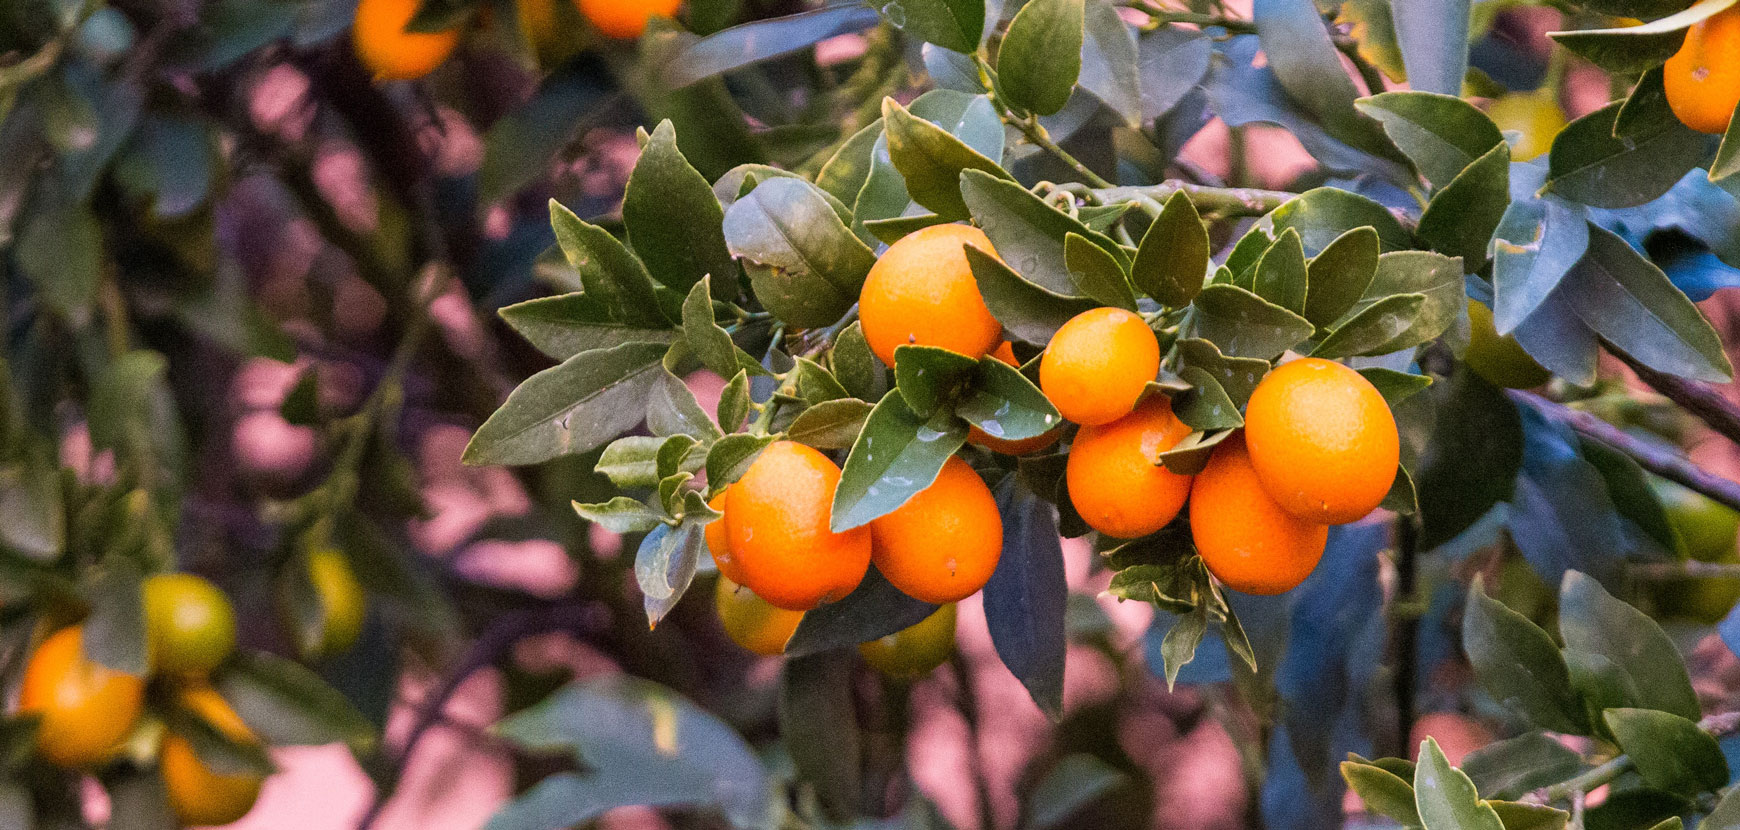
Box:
144 573 237 678
19 626 146 768
714 576 803 656
969 343 1063 455
859 603 957 679
579 0 681 38
1486 91 1567 162
161 687 265 827
1243 358 1398 524
726 441 871 611
1040 307 1160 426
1464 300 1551 389
306 548 367 658
858 224 1004 367
352 0 463 82
1665 5 1740 134
869 457 1003 604
704 489 747 584
1189 435 1328 595
1066 396 1194 539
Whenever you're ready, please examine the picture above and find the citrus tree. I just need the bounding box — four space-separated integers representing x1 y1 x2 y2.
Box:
4 0 1740 827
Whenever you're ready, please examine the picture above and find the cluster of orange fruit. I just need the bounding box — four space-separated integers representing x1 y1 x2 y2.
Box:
352 0 681 81
15 555 366 826
1666 4 1740 134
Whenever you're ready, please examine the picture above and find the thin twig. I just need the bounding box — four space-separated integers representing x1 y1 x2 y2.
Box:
1092 182 1294 218
1610 349 1740 448
1514 390 1740 515
1531 711 1740 805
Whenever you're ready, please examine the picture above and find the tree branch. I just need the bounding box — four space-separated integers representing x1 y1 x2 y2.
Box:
1610 349 1740 448
1091 182 1294 218
1533 711 1740 804
1513 390 1740 515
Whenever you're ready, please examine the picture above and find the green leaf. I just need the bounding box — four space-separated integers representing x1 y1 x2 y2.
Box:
1544 102 1712 209
1711 101 1740 183
831 390 968 531
957 356 1063 441
1131 191 1209 307
717 371 750 432
464 342 669 467
786 399 874 450
0 463 63 562
1341 251 1465 356
1485 801 1569 830
480 64 613 205
1356 92 1505 190
1559 570 1701 722
1547 0 1740 75
1157 428 1234 476
997 0 1084 117
1078 0 1142 127
1174 339 1269 408
1414 738 1506 830
872 0 984 53
1562 225 1732 383
778 652 861 820
792 357 851 406
725 177 877 328
1254 0 1405 164
960 168 1127 295
660 5 883 88
816 119 886 208
597 436 667 488
705 432 771 485
647 369 723 440
1357 367 1432 407
574 497 665 534
1416 142 1511 271
1187 284 1315 360
1311 293 1428 359
830 321 887 402
894 345 980 418
1615 66 1671 141
1173 367 1243 431
497 293 676 362
1342 761 1421 827
1028 754 1128 830
1704 786 1740 830
623 120 737 299
681 279 767 379
217 651 374 747
1389 0 1468 96
636 522 704 627
1604 708 1729 796
1225 187 1412 276
1252 228 1308 315
83 558 147 676
549 201 666 325
1065 232 1136 310
18 200 101 315
964 243 1098 344
1461 732 1584 801
883 96 1012 220
787 566 940 657
1463 577 1588 734
1157 604 1207 691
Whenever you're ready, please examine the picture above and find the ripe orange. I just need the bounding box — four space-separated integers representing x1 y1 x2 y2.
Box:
858 224 1004 367
19 626 146 768
1243 358 1398 524
1040 307 1160 426
726 441 871 611
161 687 265 827
870 457 1003 604
1066 396 1194 539
144 573 237 678
969 343 1063 455
1665 5 1740 134
704 489 747 584
714 576 803 656
352 0 463 82
1189 435 1328 595
578 0 681 39
859 603 957 679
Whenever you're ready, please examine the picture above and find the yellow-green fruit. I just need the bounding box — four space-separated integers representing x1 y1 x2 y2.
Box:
144 574 238 678
299 549 367 658
1465 300 1551 389
858 603 957 679
1653 478 1740 624
1488 91 1567 162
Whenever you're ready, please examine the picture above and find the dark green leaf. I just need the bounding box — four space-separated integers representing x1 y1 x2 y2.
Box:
793 357 851 405
1342 761 1421 826
1463 577 1587 734
1547 0 1738 75
1416 142 1511 270
787 566 939 657
726 177 877 328
1563 224 1732 383
883 96 1011 220
1604 708 1729 796
984 478 1069 717
778 652 861 820
82 558 146 676
1225 187 1412 276
786 399 873 450
831 390 968 531
831 322 887 402
705 433 771 485
464 342 669 467
217 651 373 747
1357 368 1432 407
1174 339 1268 408
624 121 737 299
479 64 612 205
1028 754 1128 830
1158 429 1234 476
1131 191 1209 307
1462 732 1584 801
1255 0 1405 163
18 201 101 315
718 371 750 432
1342 251 1465 355
1413 368 1522 547
498 293 675 362
961 169 1126 295
958 356 1063 441
872 0 984 53
1173 367 1243 431
1158 603 1207 691
998 0 1084 116
1560 570 1701 721
1486 801 1569 830
1414 738 1506 830
1065 232 1136 310
0 463 63 562
1311 293 1427 359
550 202 666 325
894 345 980 418
1187 284 1315 359
636 522 704 627
661 5 883 87
815 119 886 207
1078 1 1142 126
647 369 723 440
964 243 1098 344
681 279 766 379
573 497 665 534
1545 102 1712 209
1252 228 1308 315
1356 92 1504 190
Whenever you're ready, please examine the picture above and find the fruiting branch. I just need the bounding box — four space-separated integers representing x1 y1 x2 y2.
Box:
1089 183 1295 218
1531 711 1740 804
1513 391 1740 515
